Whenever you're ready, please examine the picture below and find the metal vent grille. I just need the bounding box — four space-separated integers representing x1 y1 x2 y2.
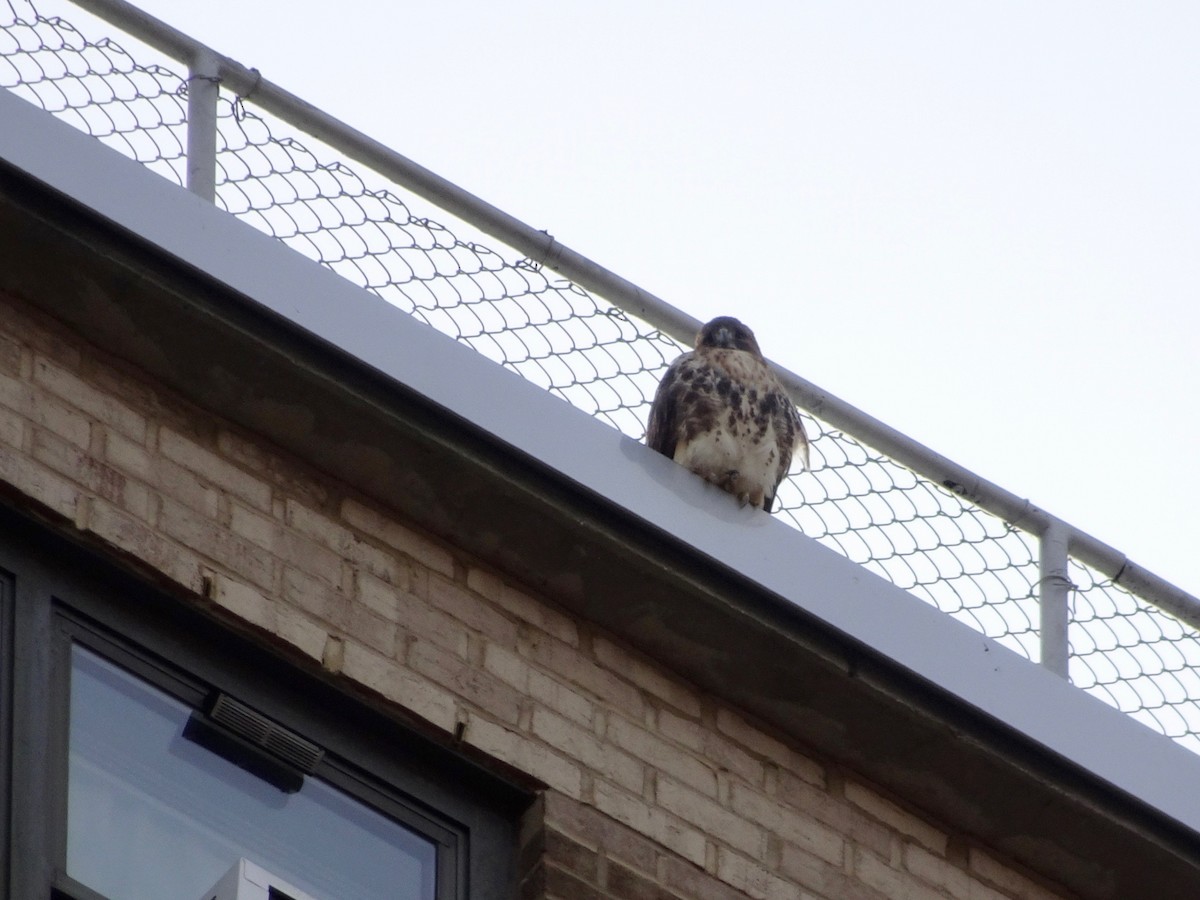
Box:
209 693 324 774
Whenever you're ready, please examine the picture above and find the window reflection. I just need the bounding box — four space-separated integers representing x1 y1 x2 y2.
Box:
68 646 437 900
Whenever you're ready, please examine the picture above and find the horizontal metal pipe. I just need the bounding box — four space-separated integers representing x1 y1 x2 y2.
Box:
68 0 1200 628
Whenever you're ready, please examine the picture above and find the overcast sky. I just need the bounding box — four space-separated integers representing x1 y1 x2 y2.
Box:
49 1 1200 596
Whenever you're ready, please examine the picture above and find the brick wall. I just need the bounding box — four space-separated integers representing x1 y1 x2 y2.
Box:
0 289 1070 900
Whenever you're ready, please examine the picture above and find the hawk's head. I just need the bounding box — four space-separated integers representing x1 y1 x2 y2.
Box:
696 316 763 358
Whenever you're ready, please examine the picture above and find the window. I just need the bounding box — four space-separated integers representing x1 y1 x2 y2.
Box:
0 505 529 900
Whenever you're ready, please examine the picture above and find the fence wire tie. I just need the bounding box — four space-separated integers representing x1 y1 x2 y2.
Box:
231 67 263 121
177 71 220 99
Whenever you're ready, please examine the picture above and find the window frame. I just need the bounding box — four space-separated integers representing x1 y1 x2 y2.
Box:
1 504 529 900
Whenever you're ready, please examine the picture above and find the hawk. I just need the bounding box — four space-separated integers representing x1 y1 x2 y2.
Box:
646 316 808 512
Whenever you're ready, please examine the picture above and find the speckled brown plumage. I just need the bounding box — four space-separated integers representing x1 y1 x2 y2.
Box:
646 316 808 512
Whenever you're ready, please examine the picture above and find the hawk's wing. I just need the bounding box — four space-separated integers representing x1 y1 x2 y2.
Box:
645 353 693 460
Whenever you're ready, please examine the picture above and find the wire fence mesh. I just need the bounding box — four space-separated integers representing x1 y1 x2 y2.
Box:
3 0 1198 754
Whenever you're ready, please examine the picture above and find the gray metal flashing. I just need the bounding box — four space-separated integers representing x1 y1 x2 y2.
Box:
3 85 1200 890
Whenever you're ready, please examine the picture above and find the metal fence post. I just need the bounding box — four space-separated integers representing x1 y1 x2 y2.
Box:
1039 522 1071 678
185 48 219 202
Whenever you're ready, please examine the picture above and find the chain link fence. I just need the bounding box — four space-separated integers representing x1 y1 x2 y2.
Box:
4 0 1200 754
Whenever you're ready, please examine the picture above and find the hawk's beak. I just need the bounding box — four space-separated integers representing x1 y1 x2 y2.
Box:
714 326 733 347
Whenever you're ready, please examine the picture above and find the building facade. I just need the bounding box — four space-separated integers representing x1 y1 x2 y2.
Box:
2 83 1200 900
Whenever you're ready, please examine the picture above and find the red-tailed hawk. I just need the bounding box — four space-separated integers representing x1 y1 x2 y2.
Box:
646 316 808 512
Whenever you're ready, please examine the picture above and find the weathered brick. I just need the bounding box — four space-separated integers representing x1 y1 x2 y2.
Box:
607 714 717 797
844 780 948 855
1 372 90 447
483 641 530 691
208 573 276 632
282 566 351 628
968 849 1064 900
33 356 147 441
520 630 643 716
159 426 272 511
594 637 702 717
543 830 601 889
0 411 22 451
592 779 706 868
715 707 824 787
159 498 276 590
777 843 886 900
657 708 766 787
715 847 802 900
274 604 327 662
855 848 948 900
465 714 583 798
230 502 343 584
905 845 1012 900
532 707 644 793
656 777 762 858
410 638 523 724
0 445 82 520
774 771 890 860
0 332 20 376
86 498 201 590
730 782 845 866
429 572 520 648
340 640 456 732
661 855 749 900
467 566 580 647
217 429 328 507
544 863 606 900
529 669 595 727
346 601 398 656
543 793 658 875
395 591 471 658
341 497 455 577
32 428 126 506
606 859 675 900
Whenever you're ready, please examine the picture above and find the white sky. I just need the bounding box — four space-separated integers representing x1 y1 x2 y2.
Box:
58 1 1200 594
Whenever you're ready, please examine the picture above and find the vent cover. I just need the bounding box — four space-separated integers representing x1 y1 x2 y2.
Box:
209 693 325 774
183 693 325 793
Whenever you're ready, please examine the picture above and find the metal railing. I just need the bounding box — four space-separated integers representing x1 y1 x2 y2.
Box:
5 0 1200 752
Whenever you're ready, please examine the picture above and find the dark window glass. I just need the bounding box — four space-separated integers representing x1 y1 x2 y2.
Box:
67 646 437 900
